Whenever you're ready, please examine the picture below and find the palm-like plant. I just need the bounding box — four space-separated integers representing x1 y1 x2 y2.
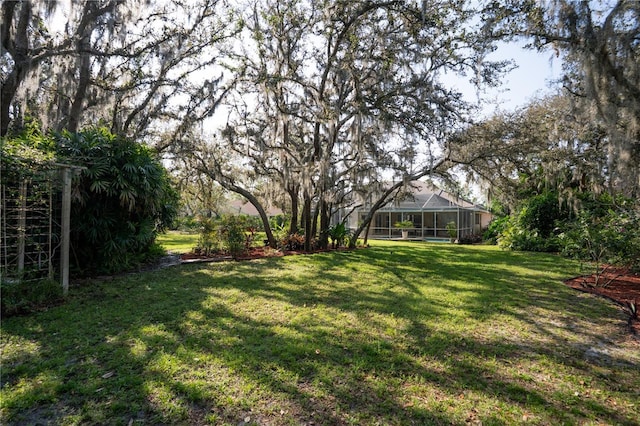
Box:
56 127 178 273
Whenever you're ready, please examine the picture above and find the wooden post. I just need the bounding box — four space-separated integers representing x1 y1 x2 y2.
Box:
61 167 72 296
17 180 27 275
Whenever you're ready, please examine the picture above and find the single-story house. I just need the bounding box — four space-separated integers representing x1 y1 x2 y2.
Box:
346 181 492 241
223 199 283 217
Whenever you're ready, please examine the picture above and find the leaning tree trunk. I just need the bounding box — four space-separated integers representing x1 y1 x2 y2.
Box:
363 218 373 245
226 184 277 248
348 164 446 248
192 156 278 248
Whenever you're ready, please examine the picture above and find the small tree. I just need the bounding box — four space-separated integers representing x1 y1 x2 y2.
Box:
327 223 349 249
446 221 457 242
219 215 253 258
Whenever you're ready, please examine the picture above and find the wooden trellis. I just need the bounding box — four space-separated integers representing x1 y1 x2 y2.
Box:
1 159 80 296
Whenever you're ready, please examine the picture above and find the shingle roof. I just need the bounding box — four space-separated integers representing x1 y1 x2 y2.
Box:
381 181 486 211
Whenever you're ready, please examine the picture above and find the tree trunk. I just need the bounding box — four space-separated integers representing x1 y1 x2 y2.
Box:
302 191 312 252
67 50 91 132
310 202 319 242
287 183 299 234
1 1 31 136
363 218 372 245
318 199 330 249
228 184 277 248
348 164 445 248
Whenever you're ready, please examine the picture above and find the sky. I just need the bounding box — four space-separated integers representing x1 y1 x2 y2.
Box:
457 41 564 117
489 42 563 111
439 41 565 201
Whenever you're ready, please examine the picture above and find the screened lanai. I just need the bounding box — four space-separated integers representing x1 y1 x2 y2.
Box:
350 182 491 241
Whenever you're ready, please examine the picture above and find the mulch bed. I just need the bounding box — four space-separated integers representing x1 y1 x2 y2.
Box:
179 246 356 263
564 267 640 336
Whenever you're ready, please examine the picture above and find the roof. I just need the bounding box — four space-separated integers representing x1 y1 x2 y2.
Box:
377 181 489 212
221 199 283 217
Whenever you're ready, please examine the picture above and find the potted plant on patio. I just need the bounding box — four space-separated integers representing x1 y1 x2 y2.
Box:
394 220 413 239
446 221 457 243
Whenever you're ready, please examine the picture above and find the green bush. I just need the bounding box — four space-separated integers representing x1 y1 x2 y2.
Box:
219 215 252 257
269 214 289 231
195 215 256 257
4 124 179 275
53 128 179 274
483 216 509 244
560 200 640 273
458 233 483 244
498 219 560 252
517 191 568 237
172 215 201 232
327 223 349 248
196 217 223 256
496 191 567 253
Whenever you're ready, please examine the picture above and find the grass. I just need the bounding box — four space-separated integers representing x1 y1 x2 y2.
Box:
156 231 199 254
1 241 638 425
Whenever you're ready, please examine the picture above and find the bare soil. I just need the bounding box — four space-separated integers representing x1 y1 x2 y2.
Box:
564 267 640 336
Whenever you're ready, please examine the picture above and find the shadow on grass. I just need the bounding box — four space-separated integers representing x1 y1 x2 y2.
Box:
1 243 638 425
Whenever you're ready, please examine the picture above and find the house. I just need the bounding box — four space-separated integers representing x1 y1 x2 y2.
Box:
223 199 283 217
346 181 492 241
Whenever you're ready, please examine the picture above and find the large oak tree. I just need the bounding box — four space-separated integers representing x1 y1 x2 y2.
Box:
195 0 510 249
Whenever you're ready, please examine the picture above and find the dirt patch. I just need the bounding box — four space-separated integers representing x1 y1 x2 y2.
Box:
564 267 640 336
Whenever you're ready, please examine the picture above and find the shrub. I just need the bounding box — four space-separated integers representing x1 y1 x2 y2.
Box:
281 233 305 250
269 214 290 231
517 191 566 237
172 215 200 232
560 201 640 280
55 128 179 274
195 215 256 258
219 215 253 257
496 192 567 253
196 217 223 256
327 223 349 248
458 233 483 245
2 125 179 275
483 216 509 244
498 217 560 252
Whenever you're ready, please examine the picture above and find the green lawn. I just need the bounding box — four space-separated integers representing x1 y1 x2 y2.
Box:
1 242 638 425
156 231 199 254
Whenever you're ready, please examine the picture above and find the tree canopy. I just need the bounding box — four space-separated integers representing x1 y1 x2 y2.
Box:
484 0 639 197
3 0 638 252
182 0 510 248
1 0 239 144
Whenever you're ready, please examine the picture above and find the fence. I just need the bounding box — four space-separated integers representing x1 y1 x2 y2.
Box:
1 159 79 295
